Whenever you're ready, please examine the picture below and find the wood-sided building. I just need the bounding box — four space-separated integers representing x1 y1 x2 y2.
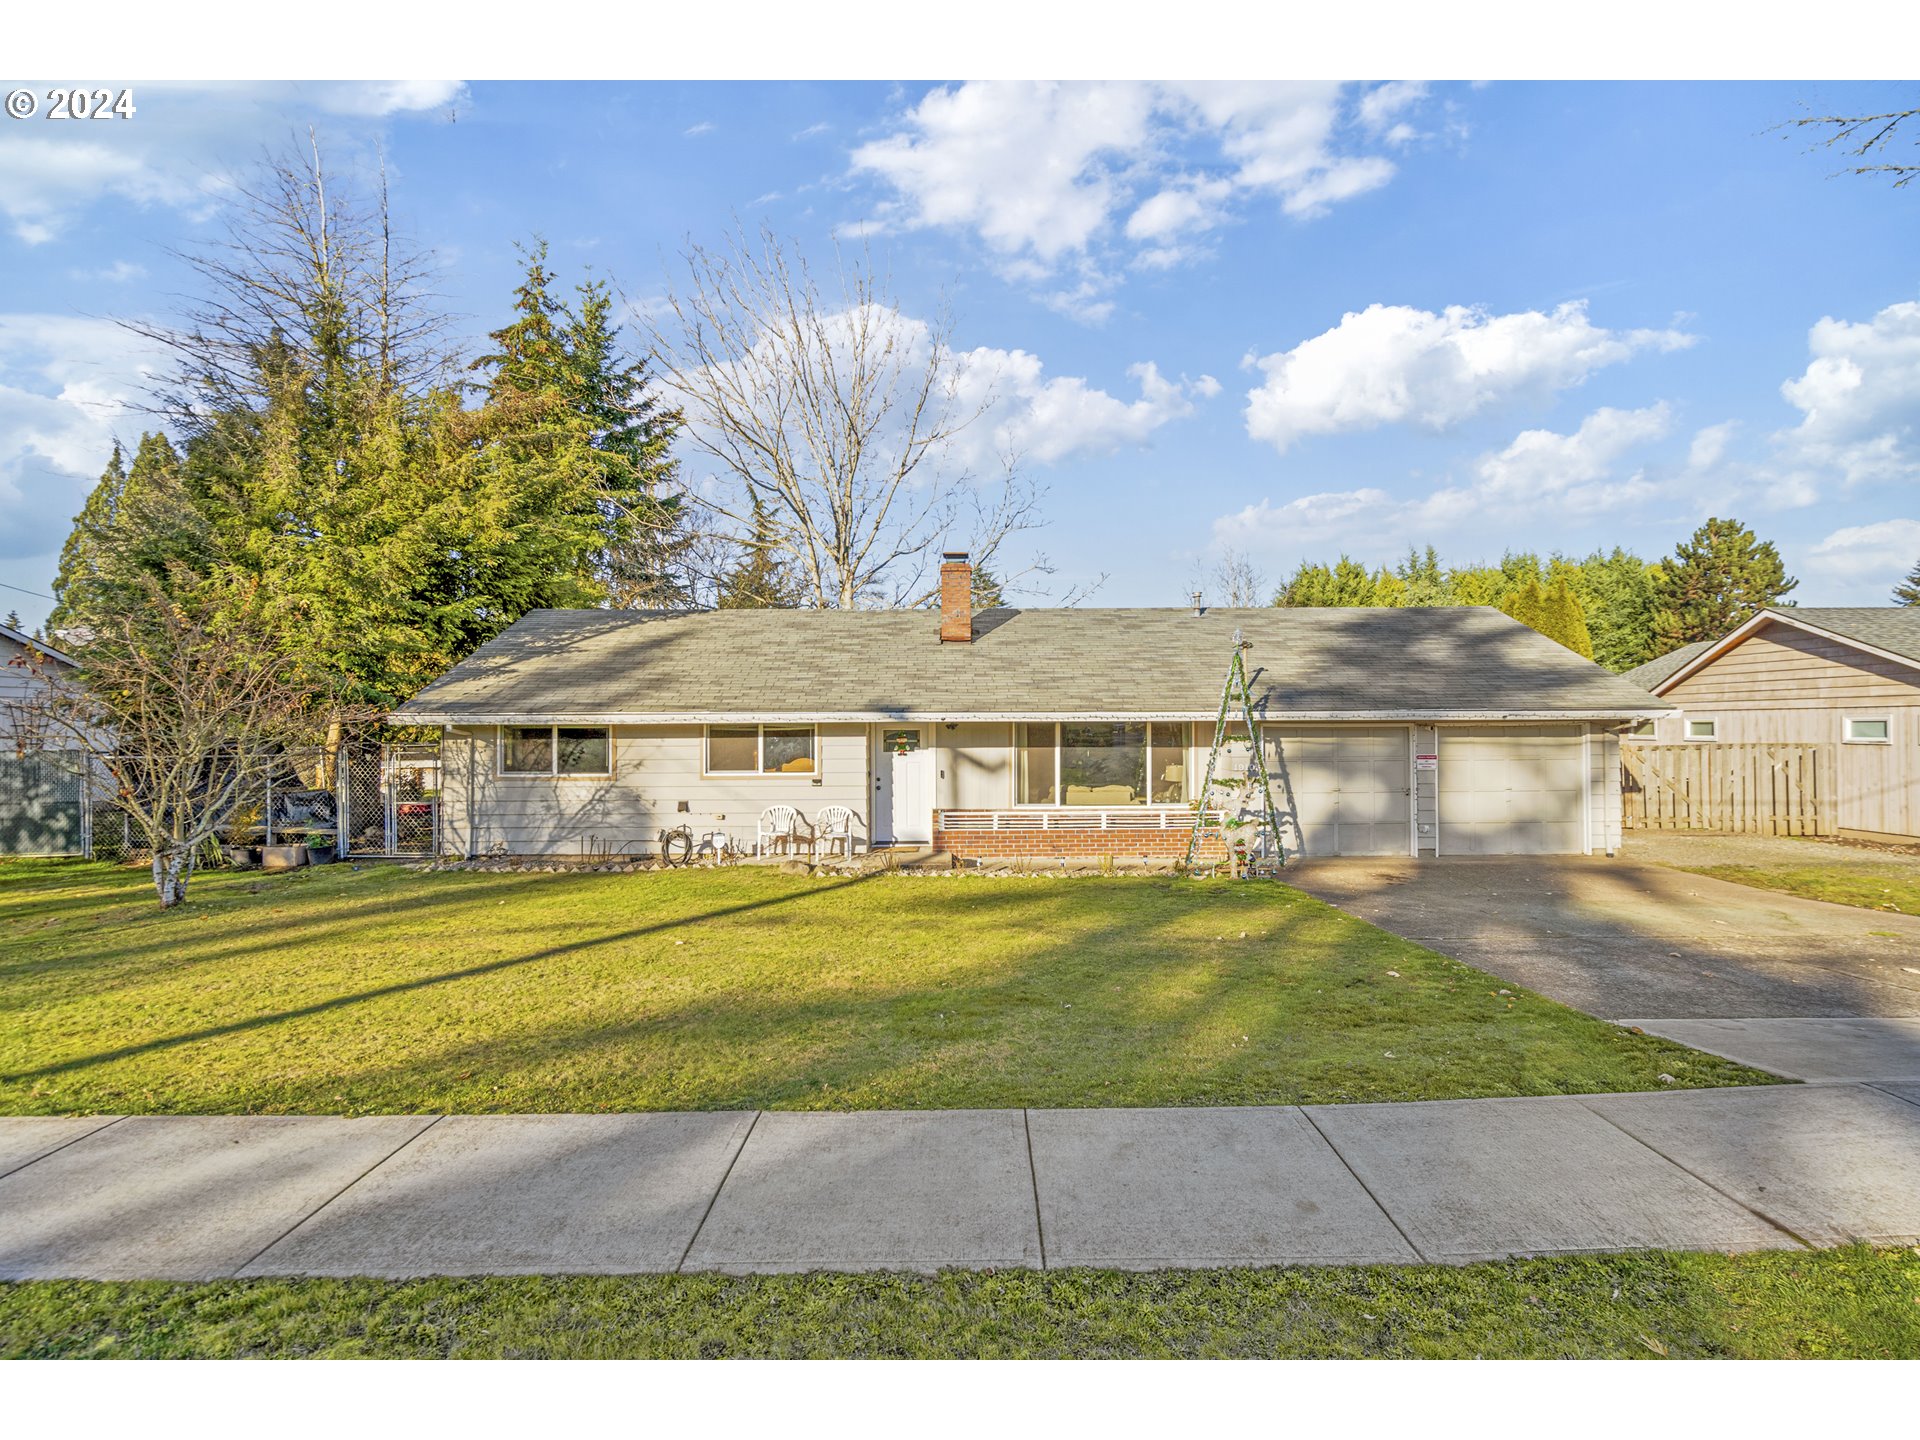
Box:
1623 608 1920 843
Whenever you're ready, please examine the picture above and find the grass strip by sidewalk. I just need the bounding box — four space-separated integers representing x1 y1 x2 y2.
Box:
3 1247 1915 1359
1 859 1774 1115
1672 864 1920 919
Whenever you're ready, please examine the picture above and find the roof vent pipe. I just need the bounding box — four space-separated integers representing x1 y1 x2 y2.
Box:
1190 591 1205 617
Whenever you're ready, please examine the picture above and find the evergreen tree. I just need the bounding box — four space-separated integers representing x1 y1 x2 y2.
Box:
716 496 800 609
1393 545 1449 606
1445 563 1505 606
4 609 19 631
1565 547 1658 671
970 564 1007 609
1498 575 1548 633
50 433 210 639
1651 517 1798 647
475 244 686 609
1536 574 1596 657
1278 555 1379 606
1895 558 1920 606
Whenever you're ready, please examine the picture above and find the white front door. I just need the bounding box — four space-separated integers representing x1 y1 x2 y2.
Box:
874 727 934 843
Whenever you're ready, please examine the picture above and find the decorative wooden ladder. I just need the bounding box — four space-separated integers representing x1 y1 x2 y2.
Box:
1184 628 1288 874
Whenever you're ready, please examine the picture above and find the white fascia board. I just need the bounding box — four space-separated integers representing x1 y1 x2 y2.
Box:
394 708 1675 727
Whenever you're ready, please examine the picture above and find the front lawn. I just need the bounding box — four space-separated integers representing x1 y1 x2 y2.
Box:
1672 863 1920 918
3 1247 1914 1358
0 859 1772 1115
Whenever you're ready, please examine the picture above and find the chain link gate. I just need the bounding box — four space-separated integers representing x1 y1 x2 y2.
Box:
338 742 441 858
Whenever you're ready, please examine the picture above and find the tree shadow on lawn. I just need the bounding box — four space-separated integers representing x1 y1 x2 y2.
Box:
2 873 886 1087
3 874 1772 1113
0 868 648 1004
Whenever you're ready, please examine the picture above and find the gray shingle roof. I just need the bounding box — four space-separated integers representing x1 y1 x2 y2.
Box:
1773 607 1920 667
1625 608 1920 694
1620 640 1713 691
393 605 1670 724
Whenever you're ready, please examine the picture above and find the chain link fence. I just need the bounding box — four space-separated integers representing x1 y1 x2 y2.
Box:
0 740 441 863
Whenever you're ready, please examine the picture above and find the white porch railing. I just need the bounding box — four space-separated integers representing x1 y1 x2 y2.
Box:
935 808 1224 833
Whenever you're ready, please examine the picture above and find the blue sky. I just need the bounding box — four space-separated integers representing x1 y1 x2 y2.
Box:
2 78 1917 630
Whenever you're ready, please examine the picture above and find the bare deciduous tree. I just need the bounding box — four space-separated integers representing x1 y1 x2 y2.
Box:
1784 104 1920 188
6 584 343 907
123 129 456 428
644 226 1045 609
1193 547 1270 608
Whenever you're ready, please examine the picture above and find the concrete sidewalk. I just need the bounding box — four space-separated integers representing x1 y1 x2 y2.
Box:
3 1085 1919 1280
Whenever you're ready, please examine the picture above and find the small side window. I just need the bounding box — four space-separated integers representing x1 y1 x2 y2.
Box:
1685 718 1717 742
1628 720 1656 738
1845 717 1891 744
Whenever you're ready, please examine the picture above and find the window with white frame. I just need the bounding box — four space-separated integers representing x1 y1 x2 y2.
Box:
1844 717 1891 744
1015 722 1188 805
501 725 612 776
1684 718 1718 742
705 724 817 775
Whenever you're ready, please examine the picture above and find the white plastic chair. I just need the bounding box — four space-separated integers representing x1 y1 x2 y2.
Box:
814 805 856 859
756 804 809 858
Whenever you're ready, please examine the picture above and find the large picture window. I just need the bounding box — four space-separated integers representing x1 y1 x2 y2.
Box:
1015 722 1188 805
501 725 612 777
705 724 818 776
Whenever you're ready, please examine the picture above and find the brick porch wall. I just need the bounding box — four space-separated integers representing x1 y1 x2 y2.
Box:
931 825 1229 861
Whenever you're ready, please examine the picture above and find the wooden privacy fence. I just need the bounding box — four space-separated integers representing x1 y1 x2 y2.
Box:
1620 741 1834 836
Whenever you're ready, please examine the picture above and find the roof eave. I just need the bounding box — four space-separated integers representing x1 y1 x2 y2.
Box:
1650 608 1920 694
393 707 1674 727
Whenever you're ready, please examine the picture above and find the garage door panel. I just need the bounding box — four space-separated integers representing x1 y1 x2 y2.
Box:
1268 727 1409 857
1439 726 1585 856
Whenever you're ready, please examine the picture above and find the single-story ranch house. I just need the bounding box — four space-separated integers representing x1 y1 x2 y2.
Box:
393 554 1669 862
1622 607 1920 842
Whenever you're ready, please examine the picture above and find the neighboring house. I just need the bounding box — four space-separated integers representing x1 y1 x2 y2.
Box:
1622 608 1920 842
0 620 88 857
393 554 1668 862
0 619 77 741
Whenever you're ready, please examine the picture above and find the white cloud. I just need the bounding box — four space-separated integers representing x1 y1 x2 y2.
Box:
1243 301 1694 453
0 315 170 562
1772 299 1920 491
1473 403 1670 509
1212 401 1675 557
1801 517 1920 600
68 260 147 284
1687 420 1736 470
684 121 715 138
0 81 463 243
849 81 1432 311
674 304 1212 482
1356 82 1431 146
955 357 1216 465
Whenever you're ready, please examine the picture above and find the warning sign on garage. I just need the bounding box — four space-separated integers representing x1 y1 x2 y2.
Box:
1414 754 1438 770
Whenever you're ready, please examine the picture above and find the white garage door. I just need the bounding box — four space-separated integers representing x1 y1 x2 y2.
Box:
1439 725 1586 855
1266 727 1411 857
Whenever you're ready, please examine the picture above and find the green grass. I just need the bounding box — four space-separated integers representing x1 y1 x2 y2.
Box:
1674 864 1920 918
0 858 1774 1116
3 1248 1915 1358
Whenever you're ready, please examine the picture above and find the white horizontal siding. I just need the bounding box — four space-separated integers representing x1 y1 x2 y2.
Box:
441 723 870 858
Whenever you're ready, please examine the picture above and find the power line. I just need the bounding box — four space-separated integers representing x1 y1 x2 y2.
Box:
0 579 54 599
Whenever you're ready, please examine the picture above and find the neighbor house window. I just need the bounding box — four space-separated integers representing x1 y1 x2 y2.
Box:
705 724 817 776
1629 720 1656 738
1685 718 1718 742
1845 717 1891 744
1015 722 1188 805
501 725 612 776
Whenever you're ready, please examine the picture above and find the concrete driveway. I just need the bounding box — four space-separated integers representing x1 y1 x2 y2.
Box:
1281 851 1920 1080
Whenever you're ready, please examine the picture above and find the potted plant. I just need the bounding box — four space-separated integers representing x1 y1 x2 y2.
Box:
306 831 338 864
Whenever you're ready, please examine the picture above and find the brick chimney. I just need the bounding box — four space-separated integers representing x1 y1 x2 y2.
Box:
939 550 973 643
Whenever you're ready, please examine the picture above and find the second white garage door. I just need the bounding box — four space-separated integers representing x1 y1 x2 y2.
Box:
1268 727 1411 857
1439 725 1586 855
